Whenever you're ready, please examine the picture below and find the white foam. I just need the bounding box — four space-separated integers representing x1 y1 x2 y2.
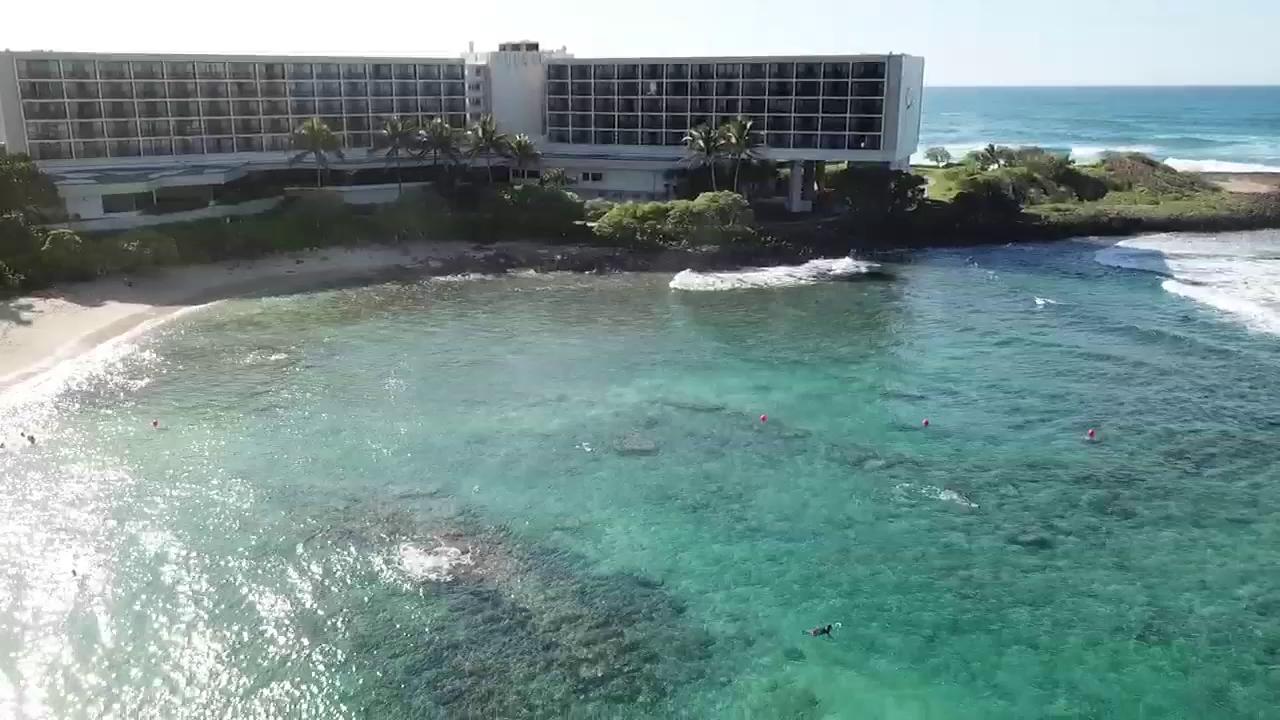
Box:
1069 145 1161 163
1033 297 1059 307
1095 232 1280 335
669 258 879 291
1163 158 1280 174
398 543 473 582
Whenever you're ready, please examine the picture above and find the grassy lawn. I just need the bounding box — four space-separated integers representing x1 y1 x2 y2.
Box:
1027 188 1255 223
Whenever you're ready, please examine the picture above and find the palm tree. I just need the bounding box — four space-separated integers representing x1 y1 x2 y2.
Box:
720 116 759 193
465 114 511 183
508 134 540 183
374 116 418 196
682 124 726 191
416 117 461 174
290 118 344 188
539 167 569 189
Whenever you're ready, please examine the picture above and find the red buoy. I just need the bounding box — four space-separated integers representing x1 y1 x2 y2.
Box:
922 418 930 428
760 414 768 423
1087 428 1097 441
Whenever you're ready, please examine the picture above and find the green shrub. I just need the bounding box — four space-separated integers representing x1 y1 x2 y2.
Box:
0 259 22 292
583 198 616 222
500 184 585 239
592 192 758 248
103 228 181 273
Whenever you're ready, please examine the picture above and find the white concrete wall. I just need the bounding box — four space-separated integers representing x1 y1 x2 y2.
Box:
0 53 27 152
288 181 432 205
52 197 283 232
560 167 667 200
892 56 926 169
62 189 106 219
474 51 547 140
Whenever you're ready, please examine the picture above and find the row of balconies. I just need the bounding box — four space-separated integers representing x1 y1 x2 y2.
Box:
547 97 885 116
546 80 885 99
545 128 883 151
546 61 887 81
547 114 883 133
22 97 469 120
16 59 465 82
19 80 469 101
26 111 472 141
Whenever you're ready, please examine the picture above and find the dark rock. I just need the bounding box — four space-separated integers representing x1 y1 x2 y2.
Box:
782 646 806 662
1008 532 1054 550
614 432 659 456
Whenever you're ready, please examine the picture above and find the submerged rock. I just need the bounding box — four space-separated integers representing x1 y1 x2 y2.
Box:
1008 532 1055 550
614 432 659 456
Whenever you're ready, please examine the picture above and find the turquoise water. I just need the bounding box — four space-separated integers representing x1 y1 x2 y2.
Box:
4 235 1280 718
919 86 1280 172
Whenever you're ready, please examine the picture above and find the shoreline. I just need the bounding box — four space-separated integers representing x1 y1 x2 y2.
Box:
0 240 795 396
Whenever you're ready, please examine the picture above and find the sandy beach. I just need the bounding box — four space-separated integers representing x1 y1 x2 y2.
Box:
0 241 494 395
1200 172 1280 194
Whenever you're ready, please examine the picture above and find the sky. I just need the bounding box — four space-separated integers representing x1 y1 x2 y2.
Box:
3 0 1279 86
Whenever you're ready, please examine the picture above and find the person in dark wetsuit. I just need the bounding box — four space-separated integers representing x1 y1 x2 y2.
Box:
806 624 833 638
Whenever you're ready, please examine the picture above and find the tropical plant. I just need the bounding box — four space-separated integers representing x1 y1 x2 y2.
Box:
0 150 62 220
924 147 953 167
465 114 511 183
508 134 541 182
682 124 727 191
539 167 570 188
720 116 759 193
416 117 461 173
373 116 418 196
289 118 345 188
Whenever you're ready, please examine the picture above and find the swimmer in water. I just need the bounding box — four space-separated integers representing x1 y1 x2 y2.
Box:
806 624 834 638
27 434 36 445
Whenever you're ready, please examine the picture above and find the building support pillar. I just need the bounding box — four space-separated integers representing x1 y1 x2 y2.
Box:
785 160 813 213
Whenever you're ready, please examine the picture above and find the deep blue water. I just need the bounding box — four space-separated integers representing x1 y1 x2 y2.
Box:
918 86 1280 172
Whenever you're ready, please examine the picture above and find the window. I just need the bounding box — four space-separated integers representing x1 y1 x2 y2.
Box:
139 120 171 137
23 101 68 120
229 63 256 80
25 122 70 141
63 61 95 80
197 62 226 79
580 171 603 182
414 64 439 80
18 59 61 80
19 82 64 100
258 63 286 81
132 62 164 80
136 82 167 100
99 62 130 80
29 142 72 159
165 62 195 79
315 63 341 80
142 138 172 155
286 63 313 80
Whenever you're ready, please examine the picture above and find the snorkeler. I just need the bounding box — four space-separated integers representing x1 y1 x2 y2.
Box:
807 624 833 638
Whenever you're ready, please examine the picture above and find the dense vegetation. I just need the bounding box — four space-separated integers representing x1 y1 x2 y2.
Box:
3 129 1279 298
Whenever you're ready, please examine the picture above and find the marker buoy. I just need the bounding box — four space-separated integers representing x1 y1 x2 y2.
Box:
760 414 768 423
152 420 159 429
1087 428 1097 441
922 418 930 428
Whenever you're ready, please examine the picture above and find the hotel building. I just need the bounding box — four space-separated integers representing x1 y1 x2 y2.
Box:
0 42 923 219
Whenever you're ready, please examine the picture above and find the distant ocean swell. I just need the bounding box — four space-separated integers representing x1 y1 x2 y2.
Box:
911 144 1280 172
1094 232 1280 335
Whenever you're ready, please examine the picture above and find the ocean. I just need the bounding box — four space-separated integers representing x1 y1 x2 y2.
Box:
917 86 1280 172
3 231 1280 719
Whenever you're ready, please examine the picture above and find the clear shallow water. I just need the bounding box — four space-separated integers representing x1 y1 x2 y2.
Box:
4 234 1280 719
918 86 1280 172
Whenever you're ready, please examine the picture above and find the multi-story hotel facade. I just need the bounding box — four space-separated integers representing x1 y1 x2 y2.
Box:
0 42 923 218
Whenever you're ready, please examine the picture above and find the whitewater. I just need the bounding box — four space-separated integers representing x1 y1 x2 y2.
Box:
1094 230 1280 335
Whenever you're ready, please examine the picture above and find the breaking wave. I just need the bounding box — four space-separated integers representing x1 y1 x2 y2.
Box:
1094 232 1280 335
669 258 880 291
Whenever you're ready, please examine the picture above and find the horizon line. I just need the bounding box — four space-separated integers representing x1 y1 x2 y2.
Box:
928 83 1280 89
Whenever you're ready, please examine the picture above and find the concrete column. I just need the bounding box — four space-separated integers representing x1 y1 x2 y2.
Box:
786 160 813 213
786 160 803 212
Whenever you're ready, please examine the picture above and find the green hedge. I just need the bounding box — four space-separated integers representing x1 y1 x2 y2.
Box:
592 191 758 248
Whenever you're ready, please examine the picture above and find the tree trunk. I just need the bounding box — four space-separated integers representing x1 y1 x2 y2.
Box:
315 157 322 188
733 157 741 193
709 160 717 191
395 153 403 197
